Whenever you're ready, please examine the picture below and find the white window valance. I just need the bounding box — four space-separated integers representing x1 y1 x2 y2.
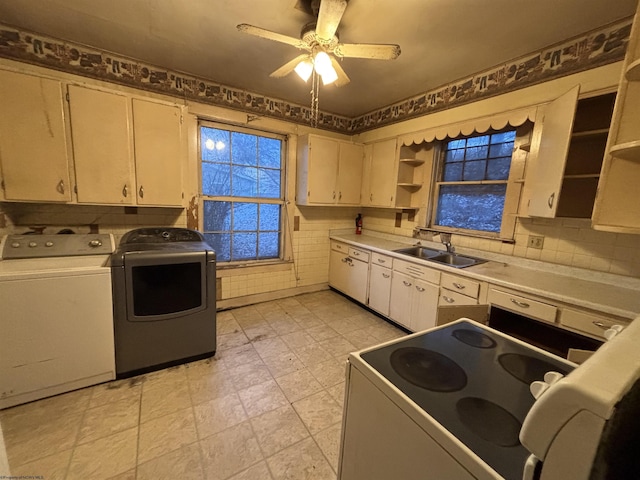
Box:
400 106 538 146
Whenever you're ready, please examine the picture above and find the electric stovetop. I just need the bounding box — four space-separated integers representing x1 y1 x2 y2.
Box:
360 320 576 480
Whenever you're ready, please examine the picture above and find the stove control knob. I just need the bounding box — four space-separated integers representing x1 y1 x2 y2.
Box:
29 241 37 248
11 242 20 248
530 371 565 400
45 241 54 247
89 239 103 248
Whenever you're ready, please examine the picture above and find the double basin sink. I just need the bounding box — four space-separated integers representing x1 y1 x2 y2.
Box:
393 246 487 269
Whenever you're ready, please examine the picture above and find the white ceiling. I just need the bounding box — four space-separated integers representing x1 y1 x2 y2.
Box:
0 0 637 117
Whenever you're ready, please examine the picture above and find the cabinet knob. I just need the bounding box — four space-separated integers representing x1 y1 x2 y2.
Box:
122 185 128 197
139 186 144 198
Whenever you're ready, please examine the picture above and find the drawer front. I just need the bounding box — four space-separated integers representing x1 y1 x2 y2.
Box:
560 308 627 340
439 289 478 307
488 288 557 323
440 273 480 299
331 241 348 254
349 247 370 263
393 259 440 284
371 252 392 269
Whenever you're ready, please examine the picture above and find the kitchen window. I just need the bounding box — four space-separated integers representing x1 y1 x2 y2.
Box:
199 122 285 263
431 129 517 237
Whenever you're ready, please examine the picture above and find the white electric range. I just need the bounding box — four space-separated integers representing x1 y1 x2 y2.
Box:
0 233 116 409
338 317 640 480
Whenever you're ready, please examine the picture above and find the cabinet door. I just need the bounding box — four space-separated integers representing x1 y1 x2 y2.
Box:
69 85 135 204
132 99 183 206
307 136 339 203
0 70 71 202
410 278 439 332
389 271 413 328
345 258 369 305
524 86 579 217
329 249 351 294
336 142 363 205
368 264 392 316
368 139 398 207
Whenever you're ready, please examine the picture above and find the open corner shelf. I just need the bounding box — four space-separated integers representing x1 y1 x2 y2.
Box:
397 183 422 189
609 141 640 161
398 158 425 166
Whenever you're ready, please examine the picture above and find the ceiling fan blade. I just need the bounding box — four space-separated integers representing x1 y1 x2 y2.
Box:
270 54 311 78
316 0 347 43
237 24 308 49
330 57 351 87
335 43 401 60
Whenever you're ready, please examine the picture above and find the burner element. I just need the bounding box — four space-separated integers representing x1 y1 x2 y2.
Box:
499 353 569 385
452 328 497 349
390 347 467 392
456 397 522 447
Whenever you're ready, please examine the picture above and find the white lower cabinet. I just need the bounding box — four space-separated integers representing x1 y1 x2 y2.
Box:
389 264 440 332
368 264 392 316
329 243 369 304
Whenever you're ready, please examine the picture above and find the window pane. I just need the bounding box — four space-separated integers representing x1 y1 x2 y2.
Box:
201 128 230 163
491 131 516 144
203 201 231 231
204 233 230 261
489 142 514 158
202 163 231 196
259 137 281 168
232 166 258 197
258 232 279 258
487 157 512 180
465 146 489 160
467 135 490 147
445 149 465 163
259 204 280 231
232 132 257 166
232 233 257 260
233 202 257 231
259 169 281 198
443 162 463 182
447 139 466 149
463 160 486 181
435 184 507 233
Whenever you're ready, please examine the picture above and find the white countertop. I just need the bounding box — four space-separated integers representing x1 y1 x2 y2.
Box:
330 231 640 320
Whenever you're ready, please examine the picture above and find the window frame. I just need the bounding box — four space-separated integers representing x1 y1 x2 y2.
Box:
198 119 289 265
428 125 531 240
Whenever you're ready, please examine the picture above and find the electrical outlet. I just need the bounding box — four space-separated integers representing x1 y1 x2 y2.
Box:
527 235 544 249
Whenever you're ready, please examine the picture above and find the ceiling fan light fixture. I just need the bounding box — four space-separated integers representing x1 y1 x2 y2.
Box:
294 59 313 82
320 67 338 85
313 51 333 76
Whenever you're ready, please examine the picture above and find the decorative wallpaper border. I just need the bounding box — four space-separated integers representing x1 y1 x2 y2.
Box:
0 19 632 135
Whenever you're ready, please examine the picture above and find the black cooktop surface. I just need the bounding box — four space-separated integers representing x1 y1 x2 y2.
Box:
360 320 575 480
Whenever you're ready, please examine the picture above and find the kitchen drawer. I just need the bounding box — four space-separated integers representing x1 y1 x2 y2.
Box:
488 288 557 323
331 241 348 254
559 308 627 340
440 273 480 299
439 289 478 307
371 251 392 269
393 259 440 284
349 247 370 263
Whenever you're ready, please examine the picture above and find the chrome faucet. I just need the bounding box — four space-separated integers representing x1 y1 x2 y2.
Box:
440 233 455 254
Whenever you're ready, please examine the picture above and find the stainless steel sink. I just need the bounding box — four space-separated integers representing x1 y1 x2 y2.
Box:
393 246 486 268
393 246 441 259
429 253 486 268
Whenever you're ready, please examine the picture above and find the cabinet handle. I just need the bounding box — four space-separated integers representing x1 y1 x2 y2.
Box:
353 251 360 256
139 186 144 198
377 259 386 263
339 192 342 200
415 286 425 292
122 185 128 197
382 273 390 278
57 179 65 194
548 192 555 209
510 298 530 308
333 191 336 200
403 280 412 287
452 282 465 290
442 295 455 303
592 321 610 330
370 193 373 201
348 262 354 267
341 257 349 263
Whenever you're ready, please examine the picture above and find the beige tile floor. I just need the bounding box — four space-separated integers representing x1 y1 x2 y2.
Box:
1 290 406 480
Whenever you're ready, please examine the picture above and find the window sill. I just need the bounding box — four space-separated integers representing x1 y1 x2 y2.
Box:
216 260 294 278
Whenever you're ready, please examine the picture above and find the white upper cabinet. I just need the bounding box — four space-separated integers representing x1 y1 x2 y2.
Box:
296 134 363 205
68 85 135 204
132 99 183 206
0 69 72 202
362 138 398 207
523 86 579 218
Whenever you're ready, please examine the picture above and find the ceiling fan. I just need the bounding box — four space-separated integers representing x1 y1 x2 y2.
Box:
237 0 401 87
